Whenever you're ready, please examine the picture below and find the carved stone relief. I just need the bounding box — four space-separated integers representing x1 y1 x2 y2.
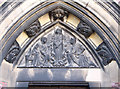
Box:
5 41 21 63
77 20 94 38
25 20 41 37
96 43 114 66
50 7 68 22
18 27 98 68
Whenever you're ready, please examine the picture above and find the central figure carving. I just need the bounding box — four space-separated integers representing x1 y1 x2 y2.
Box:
19 27 97 68
51 28 66 66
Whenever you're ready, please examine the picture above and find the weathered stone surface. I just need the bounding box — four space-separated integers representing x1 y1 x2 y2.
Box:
77 20 94 38
50 7 68 22
18 27 97 68
25 20 41 37
5 41 21 63
96 43 114 66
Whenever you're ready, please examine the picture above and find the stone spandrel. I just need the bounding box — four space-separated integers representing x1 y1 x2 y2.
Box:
18 27 98 68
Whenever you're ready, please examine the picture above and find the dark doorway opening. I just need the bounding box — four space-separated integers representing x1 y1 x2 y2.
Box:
28 82 89 89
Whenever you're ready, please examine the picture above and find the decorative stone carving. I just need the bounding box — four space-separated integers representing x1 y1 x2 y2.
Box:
50 7 68 21
5 41 20 63
18 27 98 68
25 20 41 37
96 43 114 66
77 20 94 38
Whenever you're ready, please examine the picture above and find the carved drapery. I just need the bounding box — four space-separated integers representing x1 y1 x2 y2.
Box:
18 27 98 68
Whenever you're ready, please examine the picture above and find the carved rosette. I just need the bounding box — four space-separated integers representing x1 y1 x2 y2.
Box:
18 27 98 68
5 41 20 63
77 20 94 38
25 20 41 37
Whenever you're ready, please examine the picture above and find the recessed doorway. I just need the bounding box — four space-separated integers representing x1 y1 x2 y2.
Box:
28 82 89 89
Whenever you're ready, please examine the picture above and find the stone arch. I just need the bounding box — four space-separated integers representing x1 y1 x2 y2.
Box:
0 0 119 88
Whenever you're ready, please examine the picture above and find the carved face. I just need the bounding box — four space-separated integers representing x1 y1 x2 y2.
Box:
51 7 68 21
41 37 47 44
55 29 62 34
70 38 76 45
53 8 64 18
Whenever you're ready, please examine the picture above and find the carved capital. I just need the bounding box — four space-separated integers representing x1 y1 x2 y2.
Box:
77 20 94 38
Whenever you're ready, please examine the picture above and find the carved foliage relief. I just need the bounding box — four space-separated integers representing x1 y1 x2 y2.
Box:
5 41 20 63
96 43 114 66
77 20 94 38
18 27 98 68
25 20 41 37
